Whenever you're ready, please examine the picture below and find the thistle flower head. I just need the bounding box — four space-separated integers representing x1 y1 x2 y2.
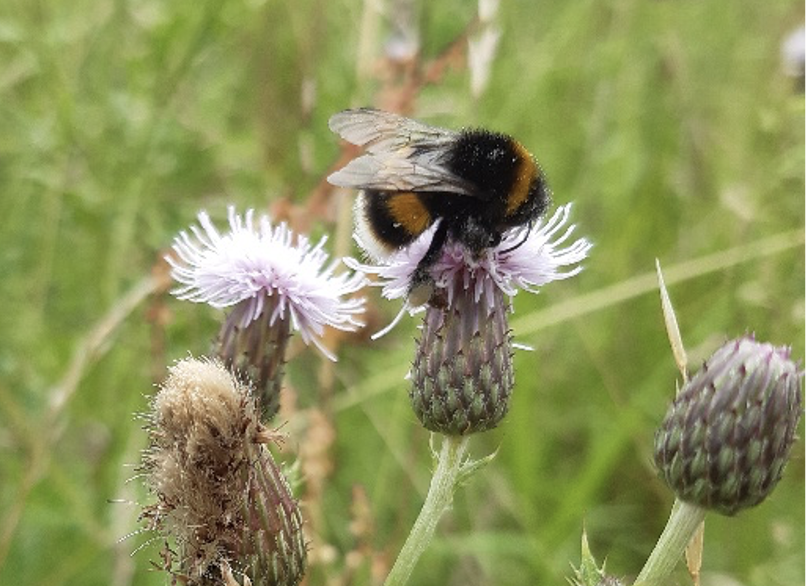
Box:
353 204 591 435
168 207 366 356
351 204 591 314
140 357 307 586
653 336 803 515
167 207 366 419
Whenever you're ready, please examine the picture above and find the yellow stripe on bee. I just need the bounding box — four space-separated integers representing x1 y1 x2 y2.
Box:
387 192 432 236
506 141 538 216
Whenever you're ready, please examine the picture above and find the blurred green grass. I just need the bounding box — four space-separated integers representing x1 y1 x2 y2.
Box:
0 0 803 585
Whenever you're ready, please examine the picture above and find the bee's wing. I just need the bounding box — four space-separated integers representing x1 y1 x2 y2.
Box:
329 108 453 153
328 108 474 194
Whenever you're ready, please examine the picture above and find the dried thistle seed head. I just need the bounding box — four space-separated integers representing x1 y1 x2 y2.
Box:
410 275 514 435
653 336 803 516
141 358 260 581
140 357 307 586
151 357 260 451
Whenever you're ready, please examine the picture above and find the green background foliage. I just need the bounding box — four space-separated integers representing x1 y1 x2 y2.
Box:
0 0 803 584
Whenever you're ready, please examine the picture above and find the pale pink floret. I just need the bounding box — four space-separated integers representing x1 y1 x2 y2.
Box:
168 207 366 360
347 204 591 327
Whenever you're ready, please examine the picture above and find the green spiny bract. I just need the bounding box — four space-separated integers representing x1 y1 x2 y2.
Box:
570 531 625 586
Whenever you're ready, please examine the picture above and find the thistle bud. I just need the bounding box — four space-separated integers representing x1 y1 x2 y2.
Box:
139 358 307 585
653 336 803 516
410 276 514 435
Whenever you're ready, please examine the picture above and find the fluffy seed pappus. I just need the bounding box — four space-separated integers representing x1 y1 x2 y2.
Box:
327 108 552 305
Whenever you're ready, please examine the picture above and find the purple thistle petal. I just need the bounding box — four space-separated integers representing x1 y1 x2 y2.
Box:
347 204 592 320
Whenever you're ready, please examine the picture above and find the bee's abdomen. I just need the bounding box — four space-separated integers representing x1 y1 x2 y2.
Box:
356 190 435 251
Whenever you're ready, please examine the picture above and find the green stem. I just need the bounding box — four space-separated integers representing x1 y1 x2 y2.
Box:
634 499 707 586
383 435 470 586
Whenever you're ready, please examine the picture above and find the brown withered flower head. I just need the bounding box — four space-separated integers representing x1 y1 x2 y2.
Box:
139 357 307 585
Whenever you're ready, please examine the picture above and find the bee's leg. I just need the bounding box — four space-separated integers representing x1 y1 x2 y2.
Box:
499 220 532 254
408 220 450 306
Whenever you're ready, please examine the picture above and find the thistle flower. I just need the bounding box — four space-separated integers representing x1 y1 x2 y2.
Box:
653 336 803 516
351 204 591 435
139 357 307 586
167 207 366 419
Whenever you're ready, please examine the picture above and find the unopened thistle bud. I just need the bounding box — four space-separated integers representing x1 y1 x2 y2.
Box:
139 358 307 585
653 336 803 516
167 207 366 421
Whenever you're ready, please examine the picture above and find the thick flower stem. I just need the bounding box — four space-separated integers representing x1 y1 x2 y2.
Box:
383 435 471 586
634 499 707 586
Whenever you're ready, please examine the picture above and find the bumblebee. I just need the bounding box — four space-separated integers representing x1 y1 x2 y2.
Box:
328 108 551 303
